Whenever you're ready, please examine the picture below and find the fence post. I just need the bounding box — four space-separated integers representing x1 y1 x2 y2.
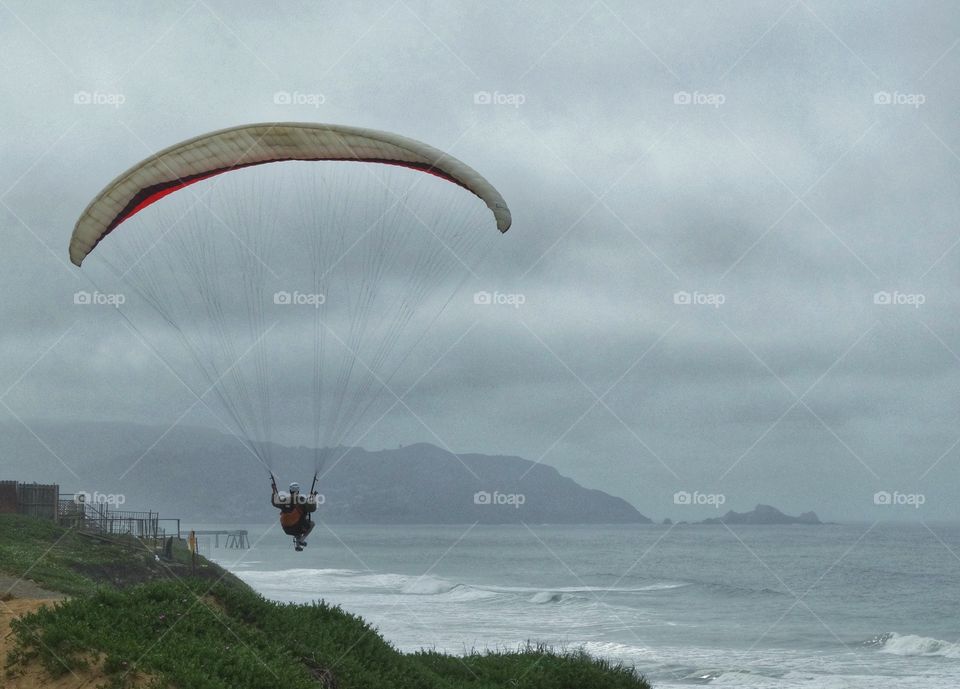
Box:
188 530 197 574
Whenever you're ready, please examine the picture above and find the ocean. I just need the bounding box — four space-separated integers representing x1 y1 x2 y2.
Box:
195 522 960 687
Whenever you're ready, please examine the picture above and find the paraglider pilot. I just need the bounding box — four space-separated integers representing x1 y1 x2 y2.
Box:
271 478 318 552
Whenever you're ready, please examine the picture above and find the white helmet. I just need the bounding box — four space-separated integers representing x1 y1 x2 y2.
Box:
289 482 300 493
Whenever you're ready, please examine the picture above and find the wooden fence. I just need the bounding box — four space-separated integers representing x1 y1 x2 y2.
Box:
0 481 60 520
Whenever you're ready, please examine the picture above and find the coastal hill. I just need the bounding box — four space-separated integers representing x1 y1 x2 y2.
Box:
0 421 651 524
698 504 822 525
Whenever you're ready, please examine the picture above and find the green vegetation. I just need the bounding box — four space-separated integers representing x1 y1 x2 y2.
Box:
0 514 241 595
2 515 650 688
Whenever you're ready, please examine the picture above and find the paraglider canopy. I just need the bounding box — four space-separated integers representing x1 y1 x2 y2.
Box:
69 122 512 266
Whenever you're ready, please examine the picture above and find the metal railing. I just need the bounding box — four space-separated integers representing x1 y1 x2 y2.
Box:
58 496 166 542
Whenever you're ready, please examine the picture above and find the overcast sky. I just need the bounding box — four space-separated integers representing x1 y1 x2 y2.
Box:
2 1 959 521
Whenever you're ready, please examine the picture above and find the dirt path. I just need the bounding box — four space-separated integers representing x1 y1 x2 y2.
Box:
0 574 65 600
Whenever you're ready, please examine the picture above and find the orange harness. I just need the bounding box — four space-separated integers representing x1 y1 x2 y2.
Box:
280 505 305 528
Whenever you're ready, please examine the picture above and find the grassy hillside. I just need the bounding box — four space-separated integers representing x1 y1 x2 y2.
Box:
0 514 237 596
1 515 650 688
